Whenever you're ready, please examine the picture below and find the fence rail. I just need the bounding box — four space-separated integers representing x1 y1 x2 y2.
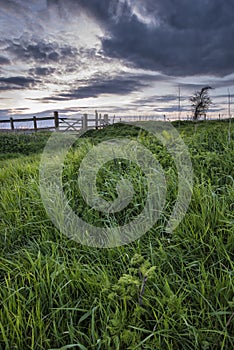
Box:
0 111 232 132
0 111 110 132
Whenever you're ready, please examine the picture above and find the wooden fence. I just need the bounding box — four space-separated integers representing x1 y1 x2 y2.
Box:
0 111 110 132
0 111 231 132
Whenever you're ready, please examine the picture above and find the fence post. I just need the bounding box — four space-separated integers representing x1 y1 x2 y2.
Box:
33 116 37 131
95 110 99 129
54 111 59 130
82 114 88 131
10 117 14 131
104 114 109 125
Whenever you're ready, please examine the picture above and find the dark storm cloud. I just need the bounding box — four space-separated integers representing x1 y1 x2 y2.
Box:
30 67 56 76
61 78 142 99
7 39 78 64
0 57 10 65
36 72 160 101
1 0 233 82
0 0 24 13
0 76 38 90
70 0 234 77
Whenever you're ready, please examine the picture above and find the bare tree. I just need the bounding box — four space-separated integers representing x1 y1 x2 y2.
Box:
190 86 212 120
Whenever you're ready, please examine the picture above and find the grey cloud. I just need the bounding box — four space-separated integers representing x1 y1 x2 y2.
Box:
47 52 59 61
0 109 11 118
152 106 181 113
0 0 24 13
0 76 38 90
36 72 160 101
61 79 141 99
178 83 214 91
0 108 58 120
133 94 179 106
3 0 234 79
30 67 56 76
0 56 10 65
0 86 21 91
132 94 193 113
216 94 234 99
13 107 30 111
7 39 78 64
72 0 234 77
47 0 113 21
207 78 234 90
178 80 234 92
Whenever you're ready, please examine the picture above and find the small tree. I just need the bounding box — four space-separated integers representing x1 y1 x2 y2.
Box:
190 86 212 120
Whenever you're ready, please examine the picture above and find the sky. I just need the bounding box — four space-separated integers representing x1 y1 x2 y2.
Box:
0 0 234 120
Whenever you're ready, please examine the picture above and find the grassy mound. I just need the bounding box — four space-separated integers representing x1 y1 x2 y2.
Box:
0 121 233 349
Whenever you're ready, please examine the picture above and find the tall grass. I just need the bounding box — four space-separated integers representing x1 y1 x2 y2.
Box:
0 121 233 349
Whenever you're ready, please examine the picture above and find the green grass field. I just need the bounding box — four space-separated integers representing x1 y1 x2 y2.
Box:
0 120 234 349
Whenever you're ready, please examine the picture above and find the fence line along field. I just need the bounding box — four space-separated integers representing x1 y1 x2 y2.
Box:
0 110 232 132
0 111 110 132
0 120 233 349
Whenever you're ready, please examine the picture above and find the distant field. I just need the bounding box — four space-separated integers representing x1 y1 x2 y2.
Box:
0 120 234 349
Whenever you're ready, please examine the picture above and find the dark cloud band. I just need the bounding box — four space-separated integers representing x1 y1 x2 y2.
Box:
74 0 234 77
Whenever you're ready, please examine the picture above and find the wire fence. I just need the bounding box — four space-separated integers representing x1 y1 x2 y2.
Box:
0 111 232 131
